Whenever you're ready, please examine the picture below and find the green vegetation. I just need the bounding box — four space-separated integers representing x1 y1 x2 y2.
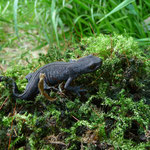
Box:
0 34 150 149
0 0 150 150
0 0 150 49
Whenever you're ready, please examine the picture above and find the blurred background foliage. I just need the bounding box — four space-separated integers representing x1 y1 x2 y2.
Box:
0 0 150 50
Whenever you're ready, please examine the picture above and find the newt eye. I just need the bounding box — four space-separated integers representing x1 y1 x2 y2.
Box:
89 64 97 70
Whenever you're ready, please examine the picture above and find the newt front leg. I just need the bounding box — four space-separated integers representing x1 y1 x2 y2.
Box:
64 77 87 96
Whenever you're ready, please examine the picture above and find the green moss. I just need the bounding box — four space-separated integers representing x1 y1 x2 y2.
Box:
73 34 141 58
0 34 149 149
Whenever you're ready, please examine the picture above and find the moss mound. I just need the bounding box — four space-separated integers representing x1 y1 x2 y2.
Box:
0 34 149 149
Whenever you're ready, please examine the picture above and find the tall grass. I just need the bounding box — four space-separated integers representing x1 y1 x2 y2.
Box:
0 0 150 49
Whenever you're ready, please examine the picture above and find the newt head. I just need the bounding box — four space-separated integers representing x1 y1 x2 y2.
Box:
71 54 102 74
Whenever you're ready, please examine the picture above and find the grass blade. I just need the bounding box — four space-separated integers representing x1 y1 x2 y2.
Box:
51 0 59 46
73 0 90 11
13 0 19 39
2 1 10 15
97 0 135 24
0 16 12 23
135 38 150 45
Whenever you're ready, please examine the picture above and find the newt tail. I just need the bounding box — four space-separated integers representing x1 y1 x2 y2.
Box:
0 76 38 100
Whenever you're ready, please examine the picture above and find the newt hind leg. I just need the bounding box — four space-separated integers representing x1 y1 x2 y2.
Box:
38 73 56 101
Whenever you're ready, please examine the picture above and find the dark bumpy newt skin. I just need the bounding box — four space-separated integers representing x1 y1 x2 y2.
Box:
0 55 102 100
